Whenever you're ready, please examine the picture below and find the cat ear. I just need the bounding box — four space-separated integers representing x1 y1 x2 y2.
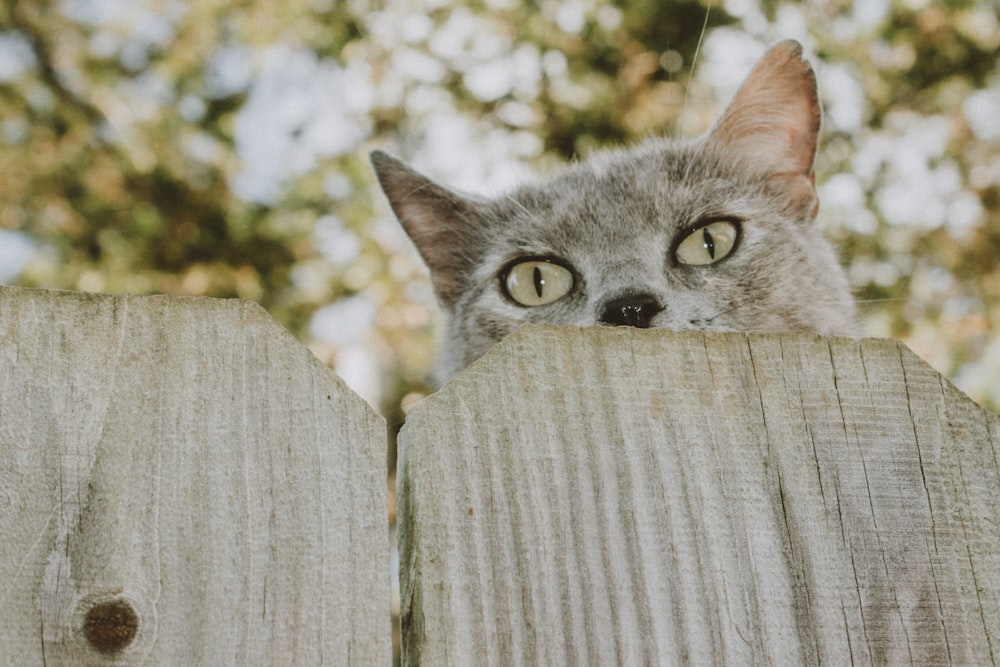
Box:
704 39 821 220
370 150 482 309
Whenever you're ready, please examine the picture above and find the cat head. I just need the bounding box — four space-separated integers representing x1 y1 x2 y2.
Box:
372 39 856 380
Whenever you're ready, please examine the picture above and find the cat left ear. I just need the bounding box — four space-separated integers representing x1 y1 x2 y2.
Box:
704 39 820 220
370 150 482 310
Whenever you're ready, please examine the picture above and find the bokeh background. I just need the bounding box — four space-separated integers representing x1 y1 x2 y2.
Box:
3 0 999 414
3 0 998 418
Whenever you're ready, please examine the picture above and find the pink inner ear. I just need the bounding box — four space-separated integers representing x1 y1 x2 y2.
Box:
371 151 482 308
705 40 820 178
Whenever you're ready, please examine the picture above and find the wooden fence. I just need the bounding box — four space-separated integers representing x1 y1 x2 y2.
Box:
2 285 999 665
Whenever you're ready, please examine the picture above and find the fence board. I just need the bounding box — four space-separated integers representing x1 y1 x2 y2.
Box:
0 286 388 665
398 325 1000 665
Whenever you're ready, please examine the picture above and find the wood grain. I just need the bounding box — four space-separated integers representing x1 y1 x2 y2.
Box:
398 325 1000 665
0 286 388 665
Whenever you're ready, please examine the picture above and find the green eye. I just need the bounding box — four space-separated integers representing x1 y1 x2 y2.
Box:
503 260 574 306
676 220 739 266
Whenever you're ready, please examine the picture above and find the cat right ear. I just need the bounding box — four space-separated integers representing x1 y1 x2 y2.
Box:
370 150 482 310
703 40 821 221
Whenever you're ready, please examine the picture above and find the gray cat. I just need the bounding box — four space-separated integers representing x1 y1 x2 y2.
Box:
372 39 856 381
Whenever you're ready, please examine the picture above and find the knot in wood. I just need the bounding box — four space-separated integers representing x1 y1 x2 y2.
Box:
82 599 139 653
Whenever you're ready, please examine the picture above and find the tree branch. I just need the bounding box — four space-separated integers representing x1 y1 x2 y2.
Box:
5 0 111 134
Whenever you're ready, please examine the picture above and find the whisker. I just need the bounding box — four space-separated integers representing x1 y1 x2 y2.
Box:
679 2 712 187
854 297 909 304
505 194 541 224
679 0 712 137
702 303 737 324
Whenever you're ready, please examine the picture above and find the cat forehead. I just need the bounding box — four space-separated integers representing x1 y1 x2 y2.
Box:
503 161 746 222
534 137 746 194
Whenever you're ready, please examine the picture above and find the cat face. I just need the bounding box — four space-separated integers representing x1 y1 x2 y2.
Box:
373 40 856 380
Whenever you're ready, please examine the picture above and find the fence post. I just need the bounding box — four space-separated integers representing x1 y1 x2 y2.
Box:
0 286 389 665
397 324 1000 665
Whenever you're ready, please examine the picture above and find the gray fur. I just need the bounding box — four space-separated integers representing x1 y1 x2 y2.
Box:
372 40 856 381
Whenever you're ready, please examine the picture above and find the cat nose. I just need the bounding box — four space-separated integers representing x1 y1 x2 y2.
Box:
599 294 663 328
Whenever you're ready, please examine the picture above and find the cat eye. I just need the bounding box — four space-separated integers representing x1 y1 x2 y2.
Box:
503 260 574 306
675 220 739 266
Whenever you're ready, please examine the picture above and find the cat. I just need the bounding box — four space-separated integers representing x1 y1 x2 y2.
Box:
372 39 856 381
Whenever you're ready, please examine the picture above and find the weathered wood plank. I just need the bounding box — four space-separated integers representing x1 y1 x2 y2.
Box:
397 325 1000 665
0 286 388 665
